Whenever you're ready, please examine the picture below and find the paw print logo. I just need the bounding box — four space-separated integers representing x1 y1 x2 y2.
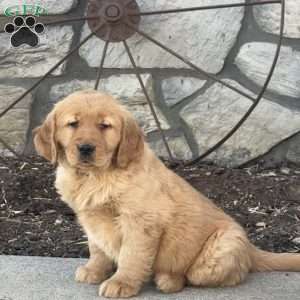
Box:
4 16 45 47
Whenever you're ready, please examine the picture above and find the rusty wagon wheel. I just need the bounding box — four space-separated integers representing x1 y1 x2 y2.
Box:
0 0 285 166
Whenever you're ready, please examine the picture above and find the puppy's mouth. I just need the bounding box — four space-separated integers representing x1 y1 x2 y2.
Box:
82 160 91 164
78 156 95 166
76 155 110 170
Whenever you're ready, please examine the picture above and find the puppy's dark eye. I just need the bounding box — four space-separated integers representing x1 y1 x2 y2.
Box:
99 123 111 130
68 121 79 128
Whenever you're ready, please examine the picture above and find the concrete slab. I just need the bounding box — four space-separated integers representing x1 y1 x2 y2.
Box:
0 256 300 300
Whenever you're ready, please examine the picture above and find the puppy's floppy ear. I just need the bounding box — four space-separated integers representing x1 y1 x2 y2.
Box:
116 114 144 168
33 111 58 164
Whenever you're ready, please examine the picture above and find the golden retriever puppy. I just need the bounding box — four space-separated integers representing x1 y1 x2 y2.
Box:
34 90 300 298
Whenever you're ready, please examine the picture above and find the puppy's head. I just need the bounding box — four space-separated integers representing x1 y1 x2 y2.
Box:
34 90 144 170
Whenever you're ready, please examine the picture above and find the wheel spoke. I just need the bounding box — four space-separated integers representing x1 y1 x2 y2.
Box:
44 16 98 26
125 0 136 6
94 37 110 90
126 23 256 101
0 21 105 119
129 0 281 16
0 16 98 32
0 137 22 159
123 40 174 162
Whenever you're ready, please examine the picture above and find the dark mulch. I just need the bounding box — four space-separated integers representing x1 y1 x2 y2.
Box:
1 156 300 258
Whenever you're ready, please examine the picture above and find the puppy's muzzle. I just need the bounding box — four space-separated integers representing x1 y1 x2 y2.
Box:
77 144 95 160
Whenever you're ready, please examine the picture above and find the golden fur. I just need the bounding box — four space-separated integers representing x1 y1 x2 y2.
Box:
34 90 300 298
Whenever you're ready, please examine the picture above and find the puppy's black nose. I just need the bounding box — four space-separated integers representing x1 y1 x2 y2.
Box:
78 144 95 156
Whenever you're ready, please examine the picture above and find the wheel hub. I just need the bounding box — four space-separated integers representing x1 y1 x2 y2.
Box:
105 5 121 20
87 0 141 43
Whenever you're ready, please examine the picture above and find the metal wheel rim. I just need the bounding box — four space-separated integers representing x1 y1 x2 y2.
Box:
0 0 285 167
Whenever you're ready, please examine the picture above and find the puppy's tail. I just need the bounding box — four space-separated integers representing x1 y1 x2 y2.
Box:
251 245 300 272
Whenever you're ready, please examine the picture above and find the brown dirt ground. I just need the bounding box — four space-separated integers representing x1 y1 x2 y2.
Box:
1 156 300 258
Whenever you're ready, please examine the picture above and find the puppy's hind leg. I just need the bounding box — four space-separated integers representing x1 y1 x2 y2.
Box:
76 241 113 284
155 273 186 294
186 226 252 287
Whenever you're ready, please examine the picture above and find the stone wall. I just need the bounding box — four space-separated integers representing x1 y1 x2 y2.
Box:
0 0 299 167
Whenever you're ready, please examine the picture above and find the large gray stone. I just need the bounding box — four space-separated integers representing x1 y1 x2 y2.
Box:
0 0 77 15
0 85 33 154
235 43 300 99
0 26 74 78
162 77 206 107
79 0 244 73
149 136 193 161
49 75 170 134
180 80 300 167
254 0 300 38
287 134 300 164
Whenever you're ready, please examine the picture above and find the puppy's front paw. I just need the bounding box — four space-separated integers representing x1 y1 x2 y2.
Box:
75 265 105 284
99 277 140 298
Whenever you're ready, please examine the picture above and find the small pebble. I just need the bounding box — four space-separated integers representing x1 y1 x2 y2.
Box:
44 209 57 215
292 237 300 245
261 171 277 177
55 219 63 225
256 222 266 228
280 168 290 175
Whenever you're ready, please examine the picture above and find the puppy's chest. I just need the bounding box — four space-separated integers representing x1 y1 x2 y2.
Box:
55 167 124 260
55 167 123 211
